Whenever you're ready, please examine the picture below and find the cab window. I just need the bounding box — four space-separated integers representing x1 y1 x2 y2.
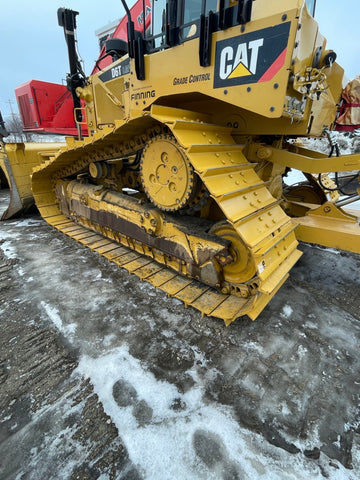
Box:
151 0 167 48
306 0 316 16
181 0 218 39
183 0 218 22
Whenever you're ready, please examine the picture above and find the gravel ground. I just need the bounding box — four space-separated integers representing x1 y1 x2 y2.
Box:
0 188 359 480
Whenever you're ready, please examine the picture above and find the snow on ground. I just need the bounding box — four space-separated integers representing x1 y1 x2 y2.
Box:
1 185 359 479
1 128 360 480
75 347 357 480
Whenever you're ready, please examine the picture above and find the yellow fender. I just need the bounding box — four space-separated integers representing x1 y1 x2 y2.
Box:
0 142 64 220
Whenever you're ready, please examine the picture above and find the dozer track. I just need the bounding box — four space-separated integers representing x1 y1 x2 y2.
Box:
31 106 301 325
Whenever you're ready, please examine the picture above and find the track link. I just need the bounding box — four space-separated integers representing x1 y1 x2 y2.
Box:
31 107 301 324
151 106 302 306
43 214 255 325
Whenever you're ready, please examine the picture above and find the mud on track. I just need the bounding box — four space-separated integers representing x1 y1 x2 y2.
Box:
0 188 360 479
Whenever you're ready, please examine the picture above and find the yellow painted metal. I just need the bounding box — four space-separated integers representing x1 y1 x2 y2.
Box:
90 9 294 122
175 282 209 306
2 0 360 325
113 251 141 267
146 270 178 288
82 0 343 139
61 179 229 271
258 249 302 294
0 142 64 219
94 243 121 255
160 276 193 296
72 231 100 241
79 234 104 246
20 106 303 324
160 114 301 288
190 290 229 316
210 222 257 284
124 257 153 273
293 203 360 254
88 238 113 251
247 141 360 255
52 213 269 323
134 262 164 280
248 143 360 174
140 136 195 211
103 247 129 261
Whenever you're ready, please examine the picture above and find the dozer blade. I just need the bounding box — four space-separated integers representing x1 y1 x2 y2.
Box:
0 142 65 220
293 202 360 254
0 150 24 219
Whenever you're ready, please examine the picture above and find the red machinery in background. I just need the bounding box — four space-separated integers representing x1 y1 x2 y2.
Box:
16 80 80 136
15 0 151 136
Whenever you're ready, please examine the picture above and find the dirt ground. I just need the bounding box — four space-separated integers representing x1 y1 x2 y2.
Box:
0 187 359 480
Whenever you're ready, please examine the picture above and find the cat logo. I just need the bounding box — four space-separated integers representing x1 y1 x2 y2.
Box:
214 22 291 89
219 38 264 80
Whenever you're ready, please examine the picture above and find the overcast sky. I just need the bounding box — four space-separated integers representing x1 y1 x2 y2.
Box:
1 1 359 119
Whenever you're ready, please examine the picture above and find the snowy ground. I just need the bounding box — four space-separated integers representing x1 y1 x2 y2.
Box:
285 131 360 209
0 187 359 480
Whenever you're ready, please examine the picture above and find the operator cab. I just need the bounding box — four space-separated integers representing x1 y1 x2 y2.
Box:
150 0 218 48
306 0 316 16
102 0 317 78
142 0 316 54
122 0 256 79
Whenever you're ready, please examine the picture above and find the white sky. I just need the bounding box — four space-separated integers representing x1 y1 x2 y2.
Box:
1 1 359 119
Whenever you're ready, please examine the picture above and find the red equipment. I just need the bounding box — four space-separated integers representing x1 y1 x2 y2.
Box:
93 0 151 73
15 0 151 136
16 80 79 136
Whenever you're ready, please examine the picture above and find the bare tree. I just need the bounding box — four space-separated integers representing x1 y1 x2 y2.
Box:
0 110 7 140
4 114 34 142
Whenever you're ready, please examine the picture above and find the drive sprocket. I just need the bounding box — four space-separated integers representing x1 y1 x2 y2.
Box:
140 136 196 212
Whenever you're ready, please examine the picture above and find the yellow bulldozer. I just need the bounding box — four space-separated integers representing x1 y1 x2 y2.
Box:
1 0 359 325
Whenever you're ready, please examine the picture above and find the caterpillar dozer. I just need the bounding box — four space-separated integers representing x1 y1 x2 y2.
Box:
1 0 360 325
